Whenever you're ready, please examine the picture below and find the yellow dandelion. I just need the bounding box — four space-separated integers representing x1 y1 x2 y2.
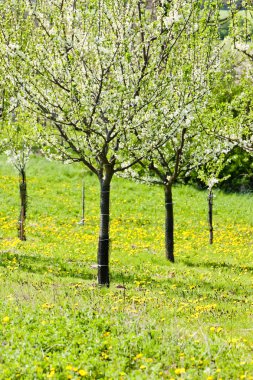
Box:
79 369 88 377
175 368 186 375
134 353 143 360
2 316 10 324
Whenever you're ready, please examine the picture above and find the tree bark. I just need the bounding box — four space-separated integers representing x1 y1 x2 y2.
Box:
97 174 112 287
165 183 174 262
208 189 213 245
18 169 27 241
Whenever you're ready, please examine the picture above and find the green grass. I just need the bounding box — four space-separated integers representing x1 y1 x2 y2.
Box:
0 156 253 380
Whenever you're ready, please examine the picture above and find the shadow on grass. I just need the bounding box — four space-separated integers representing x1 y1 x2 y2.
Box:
0 250 138 284
0 250 94 281
1 251 251 299
181 258 253 273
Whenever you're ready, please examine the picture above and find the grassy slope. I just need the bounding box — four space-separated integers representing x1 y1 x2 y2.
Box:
0 156 253 380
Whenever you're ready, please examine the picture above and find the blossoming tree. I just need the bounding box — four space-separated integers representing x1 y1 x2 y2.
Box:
1 0 210 285
4 122 32 241
121 0 224 262
0 47 33 240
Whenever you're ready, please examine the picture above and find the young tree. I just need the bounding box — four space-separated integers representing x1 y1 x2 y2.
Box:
197 151 232 244
121 0 224 262
2 117 33 241
0 41 31 240
189 51 240 243
1 0 205 285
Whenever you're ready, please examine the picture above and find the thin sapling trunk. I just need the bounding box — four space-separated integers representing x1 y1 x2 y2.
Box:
208 189 213 244
79 178 85 226
18 168 27 241
82 179 85 225
165 183 175 262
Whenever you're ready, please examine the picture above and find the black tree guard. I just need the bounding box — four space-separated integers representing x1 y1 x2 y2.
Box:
165 184 175 262
97 182 110 286
208 190 213 245
18 168 27 241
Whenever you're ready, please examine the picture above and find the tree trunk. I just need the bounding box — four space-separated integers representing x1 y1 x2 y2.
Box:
18 169 27 241
165 183 174 262
97 175 112 287
208 189 213 245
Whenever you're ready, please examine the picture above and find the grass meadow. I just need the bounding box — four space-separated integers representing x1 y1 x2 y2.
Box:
0 156 253 380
